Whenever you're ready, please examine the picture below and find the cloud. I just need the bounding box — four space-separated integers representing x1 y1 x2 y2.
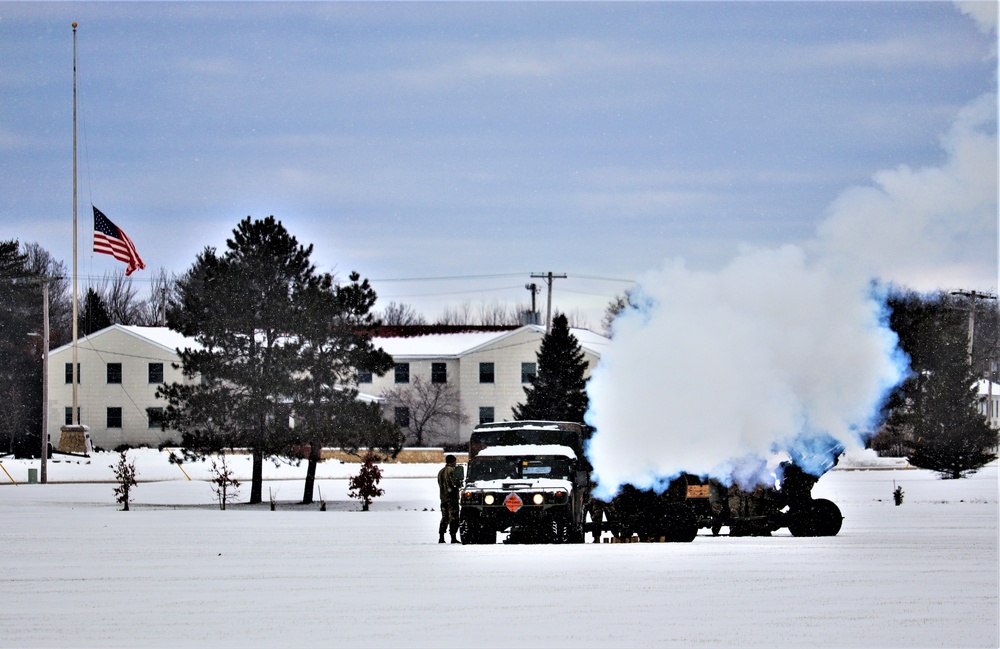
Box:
816 92 998 292
957 1 999 34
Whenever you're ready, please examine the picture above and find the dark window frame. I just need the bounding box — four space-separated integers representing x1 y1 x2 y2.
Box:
431 362 447 384
394 363 410 384
106 363 122 384
148 362 164 384
64 363 80 384
106 407 123 429
147 407 164 429
521 362 537 384
394 406 410 428
64 406 80 426
479 406 495 425
479 362 495 384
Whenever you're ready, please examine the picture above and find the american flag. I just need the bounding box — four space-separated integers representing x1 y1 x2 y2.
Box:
93 206 146 276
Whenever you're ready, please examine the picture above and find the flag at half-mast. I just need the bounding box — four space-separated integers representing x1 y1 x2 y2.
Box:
93 206 146 276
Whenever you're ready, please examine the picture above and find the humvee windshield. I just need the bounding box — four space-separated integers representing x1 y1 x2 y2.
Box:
468 455 573 482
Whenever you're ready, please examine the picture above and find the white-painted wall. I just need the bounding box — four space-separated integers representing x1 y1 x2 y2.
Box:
47 326 194 450
366 327 603 444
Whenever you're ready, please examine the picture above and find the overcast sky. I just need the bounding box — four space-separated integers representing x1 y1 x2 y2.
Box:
1 2 996 327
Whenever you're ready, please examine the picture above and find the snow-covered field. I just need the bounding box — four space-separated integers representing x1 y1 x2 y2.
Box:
0 451 996 648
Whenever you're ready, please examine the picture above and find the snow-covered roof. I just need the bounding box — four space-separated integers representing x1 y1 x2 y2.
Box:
373 325 608 359
373 331 506 357
475 444 577 460
976 379 1000 396
49 324 199 356
117 325 200 353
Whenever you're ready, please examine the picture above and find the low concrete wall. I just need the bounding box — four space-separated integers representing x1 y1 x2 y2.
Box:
222 446 469 464
322 448 468 464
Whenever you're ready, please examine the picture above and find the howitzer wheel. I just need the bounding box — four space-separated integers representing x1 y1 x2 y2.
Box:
788 498 843 537
640 502 698 542
659 503 698 542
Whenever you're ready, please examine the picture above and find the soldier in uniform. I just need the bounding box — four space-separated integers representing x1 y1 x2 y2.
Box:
437 454 461 544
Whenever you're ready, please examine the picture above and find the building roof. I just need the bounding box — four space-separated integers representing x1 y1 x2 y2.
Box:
49 324 199 357
372 325 609 359
976 379 1000 396
49 323 610 362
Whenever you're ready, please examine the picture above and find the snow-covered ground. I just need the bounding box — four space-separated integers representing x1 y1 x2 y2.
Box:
0 451 996 648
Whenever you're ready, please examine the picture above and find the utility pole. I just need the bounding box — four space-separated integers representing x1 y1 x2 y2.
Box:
951 290 998 366
40 280 49 483
530 272 566 333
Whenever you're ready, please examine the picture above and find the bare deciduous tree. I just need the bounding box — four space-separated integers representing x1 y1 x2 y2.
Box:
602 289 636 337
436 300 530 326
94 270 142 325
22 242 72 345
437 301 475 325
380 301 427 326
136 267 176 326
380 377 468 446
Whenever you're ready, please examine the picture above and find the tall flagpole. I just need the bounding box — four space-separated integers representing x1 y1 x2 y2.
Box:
71 21 79 424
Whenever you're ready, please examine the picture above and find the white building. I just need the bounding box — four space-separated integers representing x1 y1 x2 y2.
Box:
366 325 609 444
47 325 198 451
46 323 609 450
976 379 1000 430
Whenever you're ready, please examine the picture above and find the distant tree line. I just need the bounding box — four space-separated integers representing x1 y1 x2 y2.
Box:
379 298 591 329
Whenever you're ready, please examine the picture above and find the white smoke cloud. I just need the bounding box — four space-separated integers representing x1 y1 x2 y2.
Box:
586 66 997 498
816 93 998 293
586 246 906 498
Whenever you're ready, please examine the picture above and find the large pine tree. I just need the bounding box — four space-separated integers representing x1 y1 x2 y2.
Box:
882 291 997 478
161 216 319 504
513 313 590 423
0 240 41 456
80 288 112 336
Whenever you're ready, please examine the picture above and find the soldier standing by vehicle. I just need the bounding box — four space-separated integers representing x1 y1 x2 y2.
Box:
438 454 461 544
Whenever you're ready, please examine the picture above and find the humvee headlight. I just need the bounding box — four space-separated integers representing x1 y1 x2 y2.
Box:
532 493 545 505
484 494 495 505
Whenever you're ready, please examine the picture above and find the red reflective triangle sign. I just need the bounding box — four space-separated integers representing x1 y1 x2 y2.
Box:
504 493 523 513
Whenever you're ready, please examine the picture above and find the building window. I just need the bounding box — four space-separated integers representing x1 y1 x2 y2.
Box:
479 362 495 384
521 362 537 384
107 407 123 428
64 363 80 384
357 370 373 384
479 407 495 424
148 363 164 384
64 407 80 426
431 362 447 384
394 407 410 428
107 363 122 384
147 407 164 429
395 363 410 384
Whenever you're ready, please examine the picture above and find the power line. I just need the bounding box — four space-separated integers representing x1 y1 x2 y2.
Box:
371 272 530 283
565 273 636 283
